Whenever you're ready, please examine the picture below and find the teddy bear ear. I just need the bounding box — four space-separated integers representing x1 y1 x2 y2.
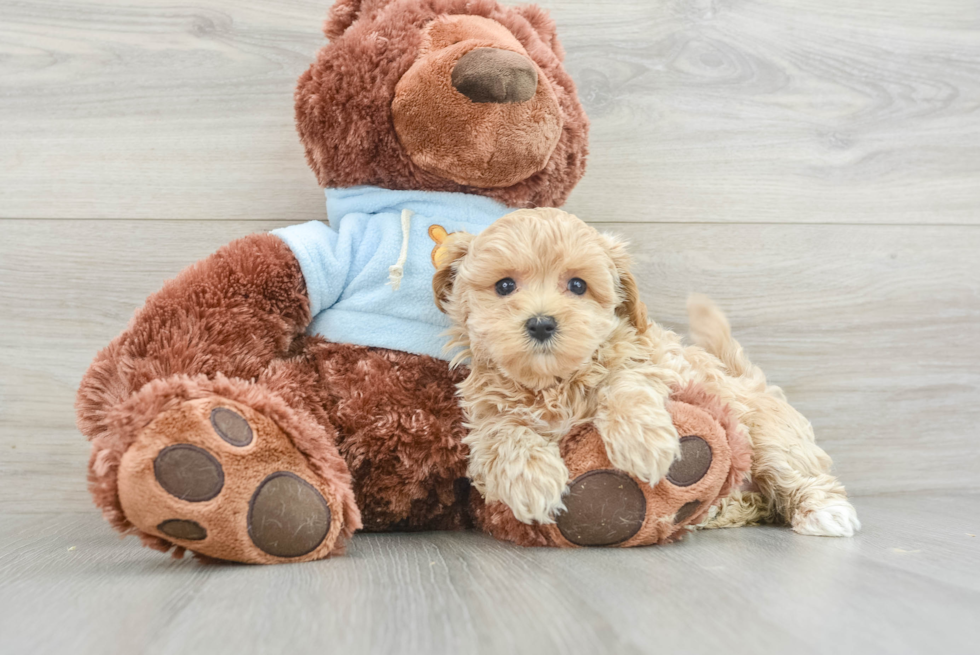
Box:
323 0 364 39
432 232 474 314
514 4 566 61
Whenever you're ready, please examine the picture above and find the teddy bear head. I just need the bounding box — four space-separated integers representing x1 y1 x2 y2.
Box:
295 0 589 208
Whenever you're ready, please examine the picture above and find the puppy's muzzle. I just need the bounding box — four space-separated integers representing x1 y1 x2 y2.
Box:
525 315 558 343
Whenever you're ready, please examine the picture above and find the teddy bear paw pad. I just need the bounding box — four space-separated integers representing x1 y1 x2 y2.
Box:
556 470 646 546
248 472 331 558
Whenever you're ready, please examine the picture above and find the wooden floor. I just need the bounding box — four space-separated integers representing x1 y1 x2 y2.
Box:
2 0 979 652
1 494 978 655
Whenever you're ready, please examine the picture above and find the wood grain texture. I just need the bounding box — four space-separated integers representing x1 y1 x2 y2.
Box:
557 0 980 225
1 0 979 222
1 219 978 513
1 494 978 655
2 3 977 647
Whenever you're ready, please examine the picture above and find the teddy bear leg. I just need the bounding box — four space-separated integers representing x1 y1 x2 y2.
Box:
472 386 752 548
76 233 363 562
102 370 361 564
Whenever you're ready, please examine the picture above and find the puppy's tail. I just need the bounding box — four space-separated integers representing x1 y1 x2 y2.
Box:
687 294 754 378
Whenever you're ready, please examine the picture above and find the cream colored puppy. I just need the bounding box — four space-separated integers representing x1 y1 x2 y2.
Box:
433 208 680 524
434 208 860 537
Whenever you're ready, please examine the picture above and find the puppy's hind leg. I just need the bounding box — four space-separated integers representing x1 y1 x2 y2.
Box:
688 295 860 537
742 393 860 536
701 489 775 529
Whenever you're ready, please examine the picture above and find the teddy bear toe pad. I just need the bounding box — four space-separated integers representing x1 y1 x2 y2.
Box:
666 436 713 487
209 407 254 447
157 519 207 541
153 444 224 502
117 398 343 563
674 500 703 525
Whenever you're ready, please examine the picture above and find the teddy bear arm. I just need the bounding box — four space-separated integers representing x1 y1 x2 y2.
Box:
76 232 312 442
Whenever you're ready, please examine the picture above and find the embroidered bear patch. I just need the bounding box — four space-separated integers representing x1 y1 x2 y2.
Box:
428 224 454 267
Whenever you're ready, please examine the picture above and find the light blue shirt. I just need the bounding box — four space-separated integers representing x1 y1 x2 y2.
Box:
272 186 510 360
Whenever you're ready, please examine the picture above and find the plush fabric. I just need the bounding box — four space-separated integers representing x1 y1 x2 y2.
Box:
78 232 748 562
74 0 746 564
117 393 350 564
470 389 752 549
295 0 589 207
391 14 564 188
272 186 509 360
78 233 312 544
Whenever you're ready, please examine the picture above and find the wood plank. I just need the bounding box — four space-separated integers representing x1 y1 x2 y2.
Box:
1 219 978 513
0 495 978 655
1 0 978 223
0 220 292 511
558 0 980 225
0 0 326 221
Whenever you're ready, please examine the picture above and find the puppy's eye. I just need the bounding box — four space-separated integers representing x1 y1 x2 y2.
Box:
567 278 587 295
495 278 517 296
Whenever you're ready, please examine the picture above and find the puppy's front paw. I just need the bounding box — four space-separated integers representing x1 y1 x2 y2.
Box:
483 446 569 524
596 398 680 485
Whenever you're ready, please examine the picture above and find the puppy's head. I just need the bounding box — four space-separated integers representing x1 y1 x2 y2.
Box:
434 208 648 390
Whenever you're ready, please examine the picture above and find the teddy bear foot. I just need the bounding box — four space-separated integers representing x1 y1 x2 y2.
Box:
552 451 714 547
550 389 750 547
551 388 752 547
115 395 349 563
473 386 752 549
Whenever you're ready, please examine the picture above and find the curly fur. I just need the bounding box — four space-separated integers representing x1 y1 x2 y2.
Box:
296 0 588 208
77 224 752 560
75 0 595 562
436 209 682 523
437 209 860 536
75 1 767 560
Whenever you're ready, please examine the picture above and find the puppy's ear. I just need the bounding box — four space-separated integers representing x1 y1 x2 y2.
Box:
432 232 474 314
602 234 650 333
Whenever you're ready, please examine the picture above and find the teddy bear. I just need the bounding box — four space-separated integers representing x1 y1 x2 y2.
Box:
75 0 750 564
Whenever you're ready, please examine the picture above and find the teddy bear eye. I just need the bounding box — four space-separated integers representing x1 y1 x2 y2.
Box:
567 278 587 295
495 278 517 296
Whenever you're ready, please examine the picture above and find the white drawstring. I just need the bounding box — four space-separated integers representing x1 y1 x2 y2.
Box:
388 208 413 291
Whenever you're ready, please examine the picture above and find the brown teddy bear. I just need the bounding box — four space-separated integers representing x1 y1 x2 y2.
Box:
76 0 749 564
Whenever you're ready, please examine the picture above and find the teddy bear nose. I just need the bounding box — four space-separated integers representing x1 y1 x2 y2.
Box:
525 315 558 342
451 47 538 103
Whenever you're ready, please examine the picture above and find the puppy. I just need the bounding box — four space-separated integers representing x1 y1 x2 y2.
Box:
434 208 860 537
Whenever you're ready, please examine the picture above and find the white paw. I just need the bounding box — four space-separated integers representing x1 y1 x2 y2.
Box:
792 501 861 537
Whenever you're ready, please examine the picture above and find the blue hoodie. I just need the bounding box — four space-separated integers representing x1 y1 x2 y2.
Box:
272 186 510 361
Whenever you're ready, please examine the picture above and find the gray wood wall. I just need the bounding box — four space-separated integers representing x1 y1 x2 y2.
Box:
2 0 978 513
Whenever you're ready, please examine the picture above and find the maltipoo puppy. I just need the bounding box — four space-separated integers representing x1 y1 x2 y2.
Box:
433 208 860 537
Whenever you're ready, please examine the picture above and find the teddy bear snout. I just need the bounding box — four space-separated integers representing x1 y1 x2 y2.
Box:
451 48 538 104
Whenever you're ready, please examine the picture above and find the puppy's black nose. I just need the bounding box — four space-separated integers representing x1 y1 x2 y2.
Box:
525 315 558 342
